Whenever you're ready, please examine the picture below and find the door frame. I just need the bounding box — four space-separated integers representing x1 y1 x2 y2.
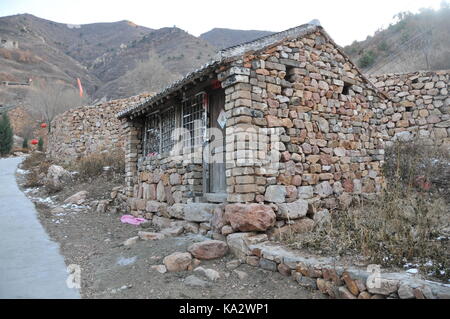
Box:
202 88 227 202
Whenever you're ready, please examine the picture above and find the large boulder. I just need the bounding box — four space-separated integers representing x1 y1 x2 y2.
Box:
315 181 333 198
226 232 268 260
64 191 88 205
276 199 308 220
156 181 166 202
145 200 168 213
366 277 400 296
211 207 226 231
264 185 287 203
163 252 192 272
45 165 72 191
224 204 276 232
183 203 216 222
188 240 228 260
168 203 185 219
152 216 173 229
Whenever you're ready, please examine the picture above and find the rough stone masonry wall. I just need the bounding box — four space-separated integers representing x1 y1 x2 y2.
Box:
219 29 386 237
47 93 151 163
370 70 450 147
225 233 450 299
122 29 388 240
122 116 222 236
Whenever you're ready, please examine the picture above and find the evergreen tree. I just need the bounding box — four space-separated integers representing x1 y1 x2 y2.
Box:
38 137 44 152
22 137 29 149
0 113 14 156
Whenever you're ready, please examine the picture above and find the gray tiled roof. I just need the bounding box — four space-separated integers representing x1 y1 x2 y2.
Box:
117 23 320 118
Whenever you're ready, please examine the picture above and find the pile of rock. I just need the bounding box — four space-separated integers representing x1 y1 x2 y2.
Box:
124 236 228 283
90 186 128 214
159 241 228 286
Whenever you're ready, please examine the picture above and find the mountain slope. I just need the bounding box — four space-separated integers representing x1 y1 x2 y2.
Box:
0 14 217 103
0 14 156 103
92 27 217 100
344 5 450 75
200 28 275 49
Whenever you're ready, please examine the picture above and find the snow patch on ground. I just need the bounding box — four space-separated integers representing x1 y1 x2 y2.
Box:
116 256 137 266
16 168 29 175
61 203 90 210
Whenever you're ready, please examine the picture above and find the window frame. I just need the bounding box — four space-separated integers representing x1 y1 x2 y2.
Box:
181 91 208 152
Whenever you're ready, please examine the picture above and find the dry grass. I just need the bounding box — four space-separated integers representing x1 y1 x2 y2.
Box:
74 149 125 180
22 152 52 188
287 141 450 281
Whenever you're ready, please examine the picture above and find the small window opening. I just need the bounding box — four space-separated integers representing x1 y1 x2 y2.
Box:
342 82 351 95
285 65 300 83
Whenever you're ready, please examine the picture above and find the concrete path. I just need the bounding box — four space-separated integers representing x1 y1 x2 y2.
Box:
0 157 79 299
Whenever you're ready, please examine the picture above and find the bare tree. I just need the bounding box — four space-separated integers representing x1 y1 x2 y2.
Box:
123 51 180 93
26 81 89 131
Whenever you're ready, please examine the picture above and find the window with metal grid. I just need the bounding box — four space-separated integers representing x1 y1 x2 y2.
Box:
182 93 206 150
161 107 176 153
143 113 160 156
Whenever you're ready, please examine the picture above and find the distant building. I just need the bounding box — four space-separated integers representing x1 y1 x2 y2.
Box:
0 38 19 49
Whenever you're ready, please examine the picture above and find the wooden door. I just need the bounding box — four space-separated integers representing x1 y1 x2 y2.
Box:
207 90 227 195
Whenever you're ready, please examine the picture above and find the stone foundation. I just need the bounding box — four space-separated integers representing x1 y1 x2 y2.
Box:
226 235 450 299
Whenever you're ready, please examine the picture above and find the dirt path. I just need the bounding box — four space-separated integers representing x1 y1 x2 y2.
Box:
15 164 326 299
0 157 79 299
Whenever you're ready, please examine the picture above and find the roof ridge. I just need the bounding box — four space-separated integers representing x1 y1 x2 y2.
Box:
216 23 319 59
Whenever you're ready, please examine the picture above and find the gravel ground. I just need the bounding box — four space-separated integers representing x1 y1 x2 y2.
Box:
16 167 326 299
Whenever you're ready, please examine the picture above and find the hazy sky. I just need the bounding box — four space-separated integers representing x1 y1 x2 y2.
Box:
0 0 444 46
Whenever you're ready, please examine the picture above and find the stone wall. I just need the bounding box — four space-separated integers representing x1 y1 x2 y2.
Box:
47 93 151 162
226 234 450 299
124 29 387 239
370 70 450 146
220 29 386 222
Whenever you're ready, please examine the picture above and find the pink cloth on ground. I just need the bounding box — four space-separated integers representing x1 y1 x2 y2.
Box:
120 215 147 226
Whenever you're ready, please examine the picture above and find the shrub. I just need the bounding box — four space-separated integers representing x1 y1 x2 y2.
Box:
358 50 376 68
38 137 44 152
76 149 125 180
21 152 46 170
287 140 450 281
22 137 28 149
0 112 13 156
383 140 450 198
22 152 51 188
377 41 389 52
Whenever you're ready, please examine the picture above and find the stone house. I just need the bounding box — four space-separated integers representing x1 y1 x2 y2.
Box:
0 38 19 49
117 23 387 236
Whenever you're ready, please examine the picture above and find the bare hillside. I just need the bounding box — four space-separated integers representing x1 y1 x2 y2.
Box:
200 28 275 49
345 4 450 75
0 14 216 103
